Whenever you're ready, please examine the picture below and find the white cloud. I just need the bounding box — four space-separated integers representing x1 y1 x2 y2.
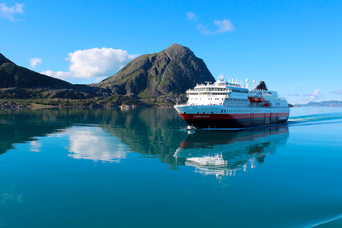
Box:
214 19 235 34
68 48 137 78
287 93 300 96
197 24 212 35
42 47 138 82
303 89 323 100
186 11 198 20
331 89 342 95
30 58 42 68
197 19 235 36
42 70 74 81
0 3 24 22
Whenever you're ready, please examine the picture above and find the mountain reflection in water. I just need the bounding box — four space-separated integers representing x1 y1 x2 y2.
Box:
175 127 289 178
0 108 289 171
0 108 185 166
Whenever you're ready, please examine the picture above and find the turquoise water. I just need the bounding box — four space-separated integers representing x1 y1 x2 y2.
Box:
0 107 341 228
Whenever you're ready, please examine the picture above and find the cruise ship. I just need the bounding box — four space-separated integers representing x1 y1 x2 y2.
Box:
174 76 289 129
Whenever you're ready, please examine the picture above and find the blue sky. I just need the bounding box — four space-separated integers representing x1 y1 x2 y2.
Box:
1 0 341 104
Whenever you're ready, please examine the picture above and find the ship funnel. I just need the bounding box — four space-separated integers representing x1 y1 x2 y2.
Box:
254 81 268 91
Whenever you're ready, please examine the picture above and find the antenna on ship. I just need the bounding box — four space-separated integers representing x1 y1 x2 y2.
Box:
253 80 256 90
245 79 249 89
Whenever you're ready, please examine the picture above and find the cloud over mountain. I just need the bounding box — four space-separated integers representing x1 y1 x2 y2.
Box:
43 47 138 81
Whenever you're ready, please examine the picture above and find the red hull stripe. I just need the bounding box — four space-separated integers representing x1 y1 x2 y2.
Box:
180 112 289 120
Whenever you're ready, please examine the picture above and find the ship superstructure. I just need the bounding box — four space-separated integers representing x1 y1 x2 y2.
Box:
174 75 289 129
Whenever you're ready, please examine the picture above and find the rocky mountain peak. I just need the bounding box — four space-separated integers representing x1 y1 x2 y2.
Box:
164 43 191 59
97 44 215 103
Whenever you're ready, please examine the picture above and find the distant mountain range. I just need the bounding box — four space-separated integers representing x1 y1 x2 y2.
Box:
0 44 215 106
295 100 342 107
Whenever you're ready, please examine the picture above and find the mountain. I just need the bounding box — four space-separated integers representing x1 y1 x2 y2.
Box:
0 53 111 100
0 44 215 106
97 44 215 103
0 54 71 89
0 53 14 65
300 100 342 107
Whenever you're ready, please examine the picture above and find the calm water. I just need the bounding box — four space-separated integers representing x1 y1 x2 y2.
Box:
0 107 341 228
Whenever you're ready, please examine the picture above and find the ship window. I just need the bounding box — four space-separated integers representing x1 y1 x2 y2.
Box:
221 109 223 113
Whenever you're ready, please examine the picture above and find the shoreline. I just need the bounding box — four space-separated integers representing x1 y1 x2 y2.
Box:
0 102 174 110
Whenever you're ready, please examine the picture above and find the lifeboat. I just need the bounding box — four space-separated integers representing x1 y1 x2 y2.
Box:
248 97 258 102
259 97 265 102
263 103 270 107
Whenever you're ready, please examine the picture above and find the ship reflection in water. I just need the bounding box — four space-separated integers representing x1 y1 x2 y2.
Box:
175 126 289 178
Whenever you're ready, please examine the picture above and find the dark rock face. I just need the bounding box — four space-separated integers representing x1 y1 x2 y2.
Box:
0 53 14 65
97 44 215 99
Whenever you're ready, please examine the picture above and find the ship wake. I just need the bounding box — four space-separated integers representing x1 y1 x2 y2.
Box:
288 112 342 125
